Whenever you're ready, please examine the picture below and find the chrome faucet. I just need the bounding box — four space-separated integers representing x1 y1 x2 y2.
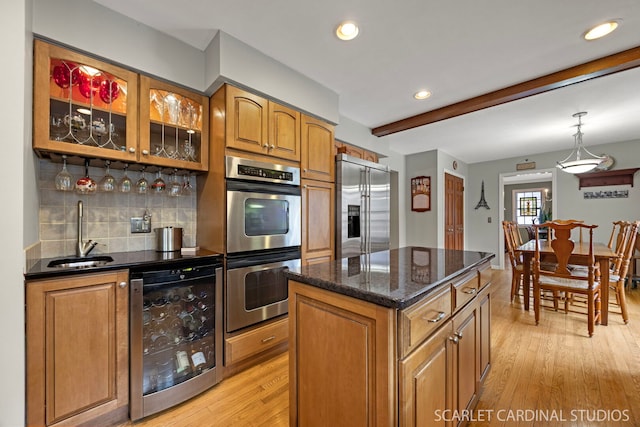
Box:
76 200 98 257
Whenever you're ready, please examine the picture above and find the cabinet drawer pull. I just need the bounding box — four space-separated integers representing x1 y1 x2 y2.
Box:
462 287 477 295
423 311 446 323
261 335 276 344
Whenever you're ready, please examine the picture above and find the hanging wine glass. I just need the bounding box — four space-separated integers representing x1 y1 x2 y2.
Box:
136 167 149 194
98 160 116 192
54 155 73 191
151 170 166 194
119 164 132 193
168 170 182 197
181 173 193 196
75 158 96 194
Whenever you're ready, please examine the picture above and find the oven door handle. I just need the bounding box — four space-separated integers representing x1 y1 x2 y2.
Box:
226 256 301 271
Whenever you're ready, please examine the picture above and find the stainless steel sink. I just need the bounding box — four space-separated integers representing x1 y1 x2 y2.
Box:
47 255 114 269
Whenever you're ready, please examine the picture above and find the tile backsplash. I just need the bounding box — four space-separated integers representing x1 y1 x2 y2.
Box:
38 159 197 258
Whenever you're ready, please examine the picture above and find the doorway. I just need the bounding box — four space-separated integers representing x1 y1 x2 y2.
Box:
445 172 464 250
498 169 557 269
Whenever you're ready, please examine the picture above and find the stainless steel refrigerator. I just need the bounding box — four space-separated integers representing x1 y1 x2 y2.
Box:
336 154 390 258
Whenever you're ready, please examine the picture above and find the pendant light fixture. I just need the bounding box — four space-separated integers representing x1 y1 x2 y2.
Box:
556 112 605 174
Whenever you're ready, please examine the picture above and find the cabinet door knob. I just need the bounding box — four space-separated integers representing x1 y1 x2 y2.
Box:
303 184 308 189
142 149 150 155
455 331 463 339
263 143 269 148
119 281 127 289
449 335 459 344
270 144 275 149
128 147 136 153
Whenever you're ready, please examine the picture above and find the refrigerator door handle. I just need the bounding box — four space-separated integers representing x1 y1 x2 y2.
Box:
360 168 366 253
366 168 372 253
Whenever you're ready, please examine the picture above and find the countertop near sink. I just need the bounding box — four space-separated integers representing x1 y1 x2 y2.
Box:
25 249 223 280
284 246 495 309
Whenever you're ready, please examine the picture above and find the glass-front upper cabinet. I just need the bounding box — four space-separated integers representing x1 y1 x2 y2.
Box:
139 76 209 171
33 40 139 163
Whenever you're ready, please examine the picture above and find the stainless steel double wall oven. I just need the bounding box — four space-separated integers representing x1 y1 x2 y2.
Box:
225 156 301 332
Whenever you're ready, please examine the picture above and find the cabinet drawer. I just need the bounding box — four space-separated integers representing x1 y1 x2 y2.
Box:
398 286 451 357
479 262 492 290
225 317 288 364
452 271 479 312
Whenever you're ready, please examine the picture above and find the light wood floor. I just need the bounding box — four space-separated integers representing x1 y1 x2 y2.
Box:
118 269 640 427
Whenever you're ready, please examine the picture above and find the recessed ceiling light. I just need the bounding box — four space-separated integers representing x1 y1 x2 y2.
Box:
583 20 621 40
414 90 431 100
336 21 359 41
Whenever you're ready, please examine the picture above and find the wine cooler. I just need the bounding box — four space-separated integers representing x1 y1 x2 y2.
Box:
129 259 222 420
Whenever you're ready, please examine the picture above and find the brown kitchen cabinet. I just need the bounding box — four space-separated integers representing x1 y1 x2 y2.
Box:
33 40 139 164
301 114 335 182
289 260 492 427
289 282 396 427
334 140 379 163
225 85 301 162
451 298 480 423
301 179 335 265
26 270 130 427
139 76 209 171
399 322 453 427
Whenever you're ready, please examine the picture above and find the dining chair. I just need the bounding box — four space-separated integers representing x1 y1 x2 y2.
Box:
571 221 630 275
608 220 639 324
546 218 585 242
532 220 600 337
502 221 525 302
608 221 632 275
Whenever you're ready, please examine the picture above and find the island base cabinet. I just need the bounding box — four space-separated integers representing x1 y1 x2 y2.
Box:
288 262 492 427
399 324 453 427
478 284 491 383
452 302 479 425
26 270 129 427
289 281 396 427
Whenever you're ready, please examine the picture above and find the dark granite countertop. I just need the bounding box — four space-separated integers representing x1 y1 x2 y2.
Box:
285 247 495 309
25 249 223 280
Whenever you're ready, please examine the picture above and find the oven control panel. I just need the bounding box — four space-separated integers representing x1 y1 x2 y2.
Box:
238 165 294 182
226 156 301 186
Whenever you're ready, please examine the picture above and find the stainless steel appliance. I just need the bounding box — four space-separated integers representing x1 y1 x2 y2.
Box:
224 155 302 332
336 154 390 258
226 247 301 332
129 259 222 421
226 155 301 253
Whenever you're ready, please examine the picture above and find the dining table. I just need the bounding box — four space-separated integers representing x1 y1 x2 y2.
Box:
517 239 617 326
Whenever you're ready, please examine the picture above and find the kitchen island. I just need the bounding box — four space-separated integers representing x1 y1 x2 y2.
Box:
285 247 494 427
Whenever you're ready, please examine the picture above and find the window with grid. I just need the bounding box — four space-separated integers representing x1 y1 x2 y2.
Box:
513 190 543 225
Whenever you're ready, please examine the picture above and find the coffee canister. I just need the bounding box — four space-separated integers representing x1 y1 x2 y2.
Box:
155 226 183 252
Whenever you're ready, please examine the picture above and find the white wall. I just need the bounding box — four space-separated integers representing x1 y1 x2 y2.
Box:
467 139 640 265
404 150 438 247
2 0 32 424
205 32 340 125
